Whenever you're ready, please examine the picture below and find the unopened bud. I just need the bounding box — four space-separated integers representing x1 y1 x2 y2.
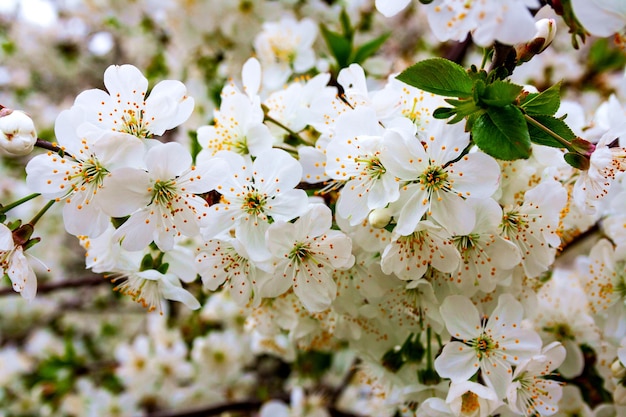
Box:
0 108 37 156
516 19 557 64
368 207 393 229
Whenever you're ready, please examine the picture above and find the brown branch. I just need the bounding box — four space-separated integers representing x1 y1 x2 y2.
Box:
0 275 107 297
146 400 364 417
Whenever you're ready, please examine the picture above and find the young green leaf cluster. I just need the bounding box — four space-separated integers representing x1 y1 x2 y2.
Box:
396 57 593 166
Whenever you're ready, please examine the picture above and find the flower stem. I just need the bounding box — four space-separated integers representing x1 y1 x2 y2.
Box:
28 199 55 227
264 114 313 146
524 114 573 149
0 193 40 214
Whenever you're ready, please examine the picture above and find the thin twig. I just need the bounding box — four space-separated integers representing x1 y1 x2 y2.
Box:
147 400 364 417
0 275 107 297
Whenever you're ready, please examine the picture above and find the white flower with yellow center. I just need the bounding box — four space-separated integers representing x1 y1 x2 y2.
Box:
200 148 309 262
72 64 194 140
500 178 567 279
434 294 542 399
326 107 415 226
253 16 317 90
26 107 145 237
98 141 224 251
506 341 566 417
382 118 500 236
262 204 354 312
424 0 539 47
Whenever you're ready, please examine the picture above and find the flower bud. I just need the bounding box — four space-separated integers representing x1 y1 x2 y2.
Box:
368 207 393 229
516 18 557 64
0 108 37 156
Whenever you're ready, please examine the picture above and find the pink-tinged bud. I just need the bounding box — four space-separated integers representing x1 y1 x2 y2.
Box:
516 19 557 64
0 108 37 156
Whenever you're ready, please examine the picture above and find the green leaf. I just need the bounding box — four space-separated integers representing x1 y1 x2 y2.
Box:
352 32 390 64
396 58 473 98
339 8 353 40
520 82 562 116
480 80 523 107
433 107 456 119
527 114 575 148
320 24 352 68
473 107 531 160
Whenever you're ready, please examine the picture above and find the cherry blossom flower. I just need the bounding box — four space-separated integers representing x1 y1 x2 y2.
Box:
196 89 274 157
110 268 200 314
200 148 309 262
253 16 318 90
0 223 37 300
500 179 567 279
26 107 146 237
424 0 540 47
98 141 225 251
72 64 194 140
381 119 500 236
325 107 414 226
380 220 461 281
573 130 626 215
506 341 566 417
195 236 271 307
449 198 521 295
263 204 354 312
434 294 542 399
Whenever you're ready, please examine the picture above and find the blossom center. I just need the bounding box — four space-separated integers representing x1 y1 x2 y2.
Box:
289 242 312 264
500 210 526 235
72 157 108 191
242 188 267 216
357 155 386 180
120 109 150 138
471 332 498 359
151 179 178 207
419 165 450 194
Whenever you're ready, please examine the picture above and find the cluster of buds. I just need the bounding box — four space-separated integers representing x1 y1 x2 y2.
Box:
0 106 37 156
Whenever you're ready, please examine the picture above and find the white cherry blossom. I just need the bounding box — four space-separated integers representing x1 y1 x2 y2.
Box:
506 341 566 417
253 16 317 90
424 0 540 47
200 148 309 262
98 141 224 251
26 107 146 237
197 89 274 157
262 204 354 312
326 107 414 226
381 119 500 236
195 236 270 307
500 179 567 279
72 64 194 140
434 294 542 399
